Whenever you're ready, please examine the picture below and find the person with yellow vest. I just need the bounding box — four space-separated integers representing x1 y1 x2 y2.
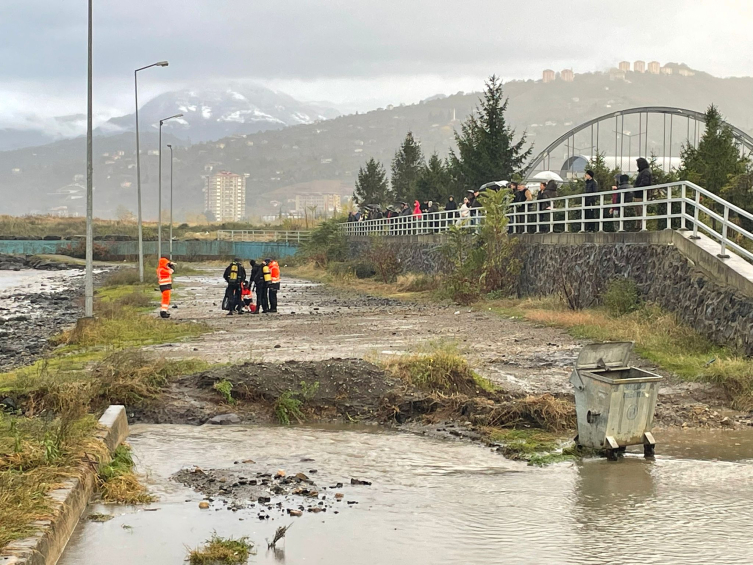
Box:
156 257 176 319
259 259 271 313
267 258 280 313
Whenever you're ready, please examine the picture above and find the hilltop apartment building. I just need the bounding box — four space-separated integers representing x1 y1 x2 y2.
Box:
204 171 246 221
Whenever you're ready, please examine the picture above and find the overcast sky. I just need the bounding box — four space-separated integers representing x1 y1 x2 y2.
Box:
2 0 753 129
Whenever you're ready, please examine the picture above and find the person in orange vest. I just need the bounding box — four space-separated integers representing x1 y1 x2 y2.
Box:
240 280 255 313
156 257 176 319
267 257 280 313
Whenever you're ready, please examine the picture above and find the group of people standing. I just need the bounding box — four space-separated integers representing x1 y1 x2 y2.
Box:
222 257 281 316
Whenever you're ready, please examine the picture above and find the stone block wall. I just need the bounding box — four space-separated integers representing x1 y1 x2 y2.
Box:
347 235 448 274
518 242 753 355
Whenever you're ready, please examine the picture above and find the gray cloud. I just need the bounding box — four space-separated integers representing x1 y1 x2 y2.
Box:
1 0 753 121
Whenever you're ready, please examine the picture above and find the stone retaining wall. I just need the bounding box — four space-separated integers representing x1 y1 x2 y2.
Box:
347 235 448 274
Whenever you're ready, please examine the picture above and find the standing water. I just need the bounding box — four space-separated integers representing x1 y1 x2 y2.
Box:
60 425 753 565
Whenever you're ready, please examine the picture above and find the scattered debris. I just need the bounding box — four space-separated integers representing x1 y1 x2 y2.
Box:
87 513 114 522
267 524 292 549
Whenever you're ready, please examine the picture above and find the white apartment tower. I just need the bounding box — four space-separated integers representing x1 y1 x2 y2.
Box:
204 171 246 221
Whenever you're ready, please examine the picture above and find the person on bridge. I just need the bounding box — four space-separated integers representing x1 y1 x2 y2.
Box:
157 257 176 319
633 157 653 202
267 257 281 313
223 258 246 315
537 180 558 232
584 170 599 232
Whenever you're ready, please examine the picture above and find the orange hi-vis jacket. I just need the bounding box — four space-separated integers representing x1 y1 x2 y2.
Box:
269 261 280 284
157 257 174 288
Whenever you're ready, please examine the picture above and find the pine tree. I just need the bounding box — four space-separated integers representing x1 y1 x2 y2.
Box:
391 132 424 203
449 75 531 192
679 105 748 195
415 153 452 203
353 158 391 207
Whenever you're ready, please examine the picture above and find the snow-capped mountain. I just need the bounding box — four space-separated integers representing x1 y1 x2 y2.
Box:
103 84 341 142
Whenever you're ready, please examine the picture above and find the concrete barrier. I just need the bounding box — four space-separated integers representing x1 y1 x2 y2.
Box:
0 406 129 565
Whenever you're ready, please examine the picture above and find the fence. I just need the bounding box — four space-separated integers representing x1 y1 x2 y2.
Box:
217 230 311 243
340 181 753 265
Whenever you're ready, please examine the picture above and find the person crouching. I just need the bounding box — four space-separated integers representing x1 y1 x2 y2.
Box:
241 280 256 313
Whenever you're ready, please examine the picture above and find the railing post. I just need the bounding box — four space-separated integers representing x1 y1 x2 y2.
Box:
691 188 700 239
718 206 730 258
598 194 604 232
578 196 585 233
641 189 648 231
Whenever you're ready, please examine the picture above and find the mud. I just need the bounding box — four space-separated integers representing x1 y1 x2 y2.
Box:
135 270 743 431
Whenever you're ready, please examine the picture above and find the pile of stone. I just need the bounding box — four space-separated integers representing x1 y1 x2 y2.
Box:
0 254 80 271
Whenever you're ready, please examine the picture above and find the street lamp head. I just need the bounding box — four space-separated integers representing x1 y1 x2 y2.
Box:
167 144 172 149
157 61 169 67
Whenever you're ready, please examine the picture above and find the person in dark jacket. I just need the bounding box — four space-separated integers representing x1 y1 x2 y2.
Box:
584 169 599 232
633 157 652 201
445 195 458 212
537 180 558 232
248 259 265 314
223 258 246 315
618 174 639 231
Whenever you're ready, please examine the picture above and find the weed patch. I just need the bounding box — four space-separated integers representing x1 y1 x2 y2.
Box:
382 350 494 396
274 391 304 425
188 533 254 565
97 444 154 504
213 380 235 404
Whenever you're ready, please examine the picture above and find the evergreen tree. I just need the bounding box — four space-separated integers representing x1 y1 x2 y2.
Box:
721 165 753 233
449 75 531 192
391 132 424 203
415 153 453 203
679 105 748 195
353 158 391 207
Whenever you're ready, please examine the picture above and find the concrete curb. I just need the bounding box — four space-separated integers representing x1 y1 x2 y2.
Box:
0 406 129 565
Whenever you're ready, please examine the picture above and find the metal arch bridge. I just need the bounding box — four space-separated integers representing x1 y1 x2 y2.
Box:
524 106 753 179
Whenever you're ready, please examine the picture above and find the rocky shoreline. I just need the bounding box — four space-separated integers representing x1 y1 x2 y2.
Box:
0 259 88 371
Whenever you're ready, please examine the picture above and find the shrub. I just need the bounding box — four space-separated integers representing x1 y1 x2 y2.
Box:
298 218 347 267
213 379 235 404
274 391 304 425
366 237 401 283
603 278 640 316
59 240 112 261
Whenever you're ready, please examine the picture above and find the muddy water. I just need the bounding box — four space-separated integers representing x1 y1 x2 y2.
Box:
60 426 753 565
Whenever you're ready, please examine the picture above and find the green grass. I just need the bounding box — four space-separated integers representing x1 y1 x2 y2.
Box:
381 346 497 396
488 428 575 466
489 297 753 409
188 533 254 564
0 412 107 548
213 379 235 404
274 391 304 425
97 444 154 504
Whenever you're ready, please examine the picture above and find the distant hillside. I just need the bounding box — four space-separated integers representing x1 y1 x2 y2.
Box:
1 66 752 219
102 85 341 142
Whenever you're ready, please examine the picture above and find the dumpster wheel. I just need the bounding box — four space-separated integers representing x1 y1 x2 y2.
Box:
605 449 619 462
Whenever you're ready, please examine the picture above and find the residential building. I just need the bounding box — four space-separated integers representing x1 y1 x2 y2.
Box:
204 171 246 221
609 68 626 81
661 65 673 75
679 68 695 77
560 69 574 82
542 69 555 83
648 61 661 74
294 193 342 216
634 60 646 73
618 61 631 72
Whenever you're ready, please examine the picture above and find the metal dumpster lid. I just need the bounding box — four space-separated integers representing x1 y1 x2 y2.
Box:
575 342 633 370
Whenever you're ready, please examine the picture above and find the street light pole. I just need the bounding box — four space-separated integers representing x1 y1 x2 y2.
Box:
158 114 183 259
134 60 168 281
167 143 174 261
84 0 93 318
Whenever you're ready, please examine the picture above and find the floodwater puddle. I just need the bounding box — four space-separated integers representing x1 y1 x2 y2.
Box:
59 425 753 565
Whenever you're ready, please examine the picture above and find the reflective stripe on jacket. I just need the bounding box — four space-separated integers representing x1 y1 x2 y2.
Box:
269 261 280 284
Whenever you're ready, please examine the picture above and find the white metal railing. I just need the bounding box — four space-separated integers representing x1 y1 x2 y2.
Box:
340 182 753 264
217 230 312 243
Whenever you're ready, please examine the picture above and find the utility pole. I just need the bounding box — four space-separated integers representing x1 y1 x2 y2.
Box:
84 0 93 318
167 143 174 260
158 114 183 259
134 60 168 281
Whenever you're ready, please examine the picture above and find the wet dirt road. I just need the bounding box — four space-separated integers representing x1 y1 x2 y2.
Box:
59 424 753 565
153 270 722 413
